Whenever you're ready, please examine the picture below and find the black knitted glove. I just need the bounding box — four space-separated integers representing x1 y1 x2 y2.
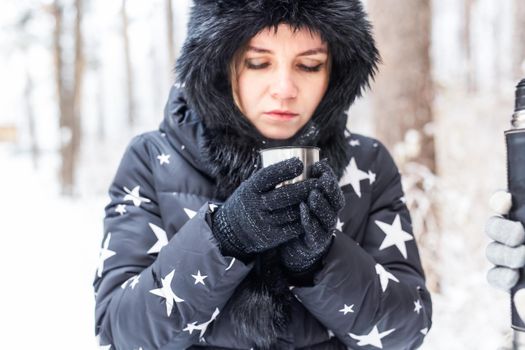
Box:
279 160 345 278
212 157 317 262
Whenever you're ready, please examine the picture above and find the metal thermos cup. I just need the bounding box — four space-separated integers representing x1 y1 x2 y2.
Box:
506 78 525 349
259 146 320 186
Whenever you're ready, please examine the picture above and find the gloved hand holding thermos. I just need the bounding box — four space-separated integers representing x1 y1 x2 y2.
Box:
485 78 525 348
486 190 525 291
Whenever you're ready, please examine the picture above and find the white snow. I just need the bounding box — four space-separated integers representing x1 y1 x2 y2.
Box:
0 147 105 349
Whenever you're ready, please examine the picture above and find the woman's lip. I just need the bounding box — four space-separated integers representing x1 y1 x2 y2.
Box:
264 112 299 117
263 112 298 120
266 110 298 115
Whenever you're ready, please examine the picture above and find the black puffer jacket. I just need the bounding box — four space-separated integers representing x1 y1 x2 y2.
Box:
94 0 432 349
93 87 432 350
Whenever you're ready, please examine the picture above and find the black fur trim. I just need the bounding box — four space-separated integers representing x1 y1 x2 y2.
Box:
227 251 293 349
201 126 260 201
201 115 350 200
176 0 380 140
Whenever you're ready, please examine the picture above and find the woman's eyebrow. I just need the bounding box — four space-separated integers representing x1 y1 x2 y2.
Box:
247 46 327 56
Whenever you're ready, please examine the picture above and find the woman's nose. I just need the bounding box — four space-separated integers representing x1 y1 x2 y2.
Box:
270 69 298 100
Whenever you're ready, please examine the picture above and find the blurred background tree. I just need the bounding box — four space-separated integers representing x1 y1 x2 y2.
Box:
121 0 135 128
368 0 440 292
514 0 525 81
14 10 40 169
51 0 85 196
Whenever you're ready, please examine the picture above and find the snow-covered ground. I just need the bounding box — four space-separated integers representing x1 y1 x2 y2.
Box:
1 147 105 349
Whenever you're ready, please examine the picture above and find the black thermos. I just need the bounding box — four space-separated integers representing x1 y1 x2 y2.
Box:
507 79 525 348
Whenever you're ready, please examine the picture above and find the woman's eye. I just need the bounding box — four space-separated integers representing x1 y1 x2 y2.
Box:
244 60 323 72
299 64 323 72
245 60 269 70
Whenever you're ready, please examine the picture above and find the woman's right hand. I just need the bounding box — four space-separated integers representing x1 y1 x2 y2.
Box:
212 157 316 262
486 190 525 291
279 160 345 277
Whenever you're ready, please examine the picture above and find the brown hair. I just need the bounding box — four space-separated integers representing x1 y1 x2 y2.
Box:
229 45 249 112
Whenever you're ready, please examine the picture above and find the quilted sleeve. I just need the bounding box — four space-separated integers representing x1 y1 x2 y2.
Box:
292 141 432 350
93 135 253 349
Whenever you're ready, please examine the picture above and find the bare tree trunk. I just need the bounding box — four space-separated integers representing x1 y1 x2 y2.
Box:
492 4 503 92
15 11 39 169
166 0 175 71
52 1 69 194
368 0 440 292
368 0 435 172
514 0 525 80
462 0 476 93
24 68 39 170
71 0 84 183
150 45 163 120
52 0 84 196
97 66 106 141
121 0 136 127
52 1 64 124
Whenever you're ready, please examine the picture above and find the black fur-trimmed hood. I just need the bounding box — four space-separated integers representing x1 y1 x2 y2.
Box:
175 0 379 142
172 0 380 199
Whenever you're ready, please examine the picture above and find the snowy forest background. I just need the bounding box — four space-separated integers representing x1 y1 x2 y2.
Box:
1 0 524 348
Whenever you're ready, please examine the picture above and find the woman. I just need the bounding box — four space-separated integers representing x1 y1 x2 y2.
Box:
93 0 432 349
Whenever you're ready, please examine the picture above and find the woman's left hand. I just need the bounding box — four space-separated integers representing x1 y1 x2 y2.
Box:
278 160 345 278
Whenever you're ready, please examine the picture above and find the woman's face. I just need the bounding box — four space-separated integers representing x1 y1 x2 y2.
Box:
234 24 330 140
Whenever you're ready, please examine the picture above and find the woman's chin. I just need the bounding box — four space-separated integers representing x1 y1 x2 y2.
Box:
259 129 297 141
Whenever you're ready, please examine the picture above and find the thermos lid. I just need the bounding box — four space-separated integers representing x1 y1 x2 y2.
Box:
516 79 525 112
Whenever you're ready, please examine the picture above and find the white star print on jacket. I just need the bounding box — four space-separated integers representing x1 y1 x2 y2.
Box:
339 304 354 315
121 275 140 289
184 208 197 219
115 204 126 215
123 186 151 207
339 157 374 197
149 269 185 316
192 270 208 285
146 222 168 254
349 324 396 348
375 263 400 292
350 139 361 147
97 233 116 278
93 90 432 350
414 299 423 314
335 217 344 231
225 258 236 271
376 213 414 259
157 153 171 165
183 308 220 338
